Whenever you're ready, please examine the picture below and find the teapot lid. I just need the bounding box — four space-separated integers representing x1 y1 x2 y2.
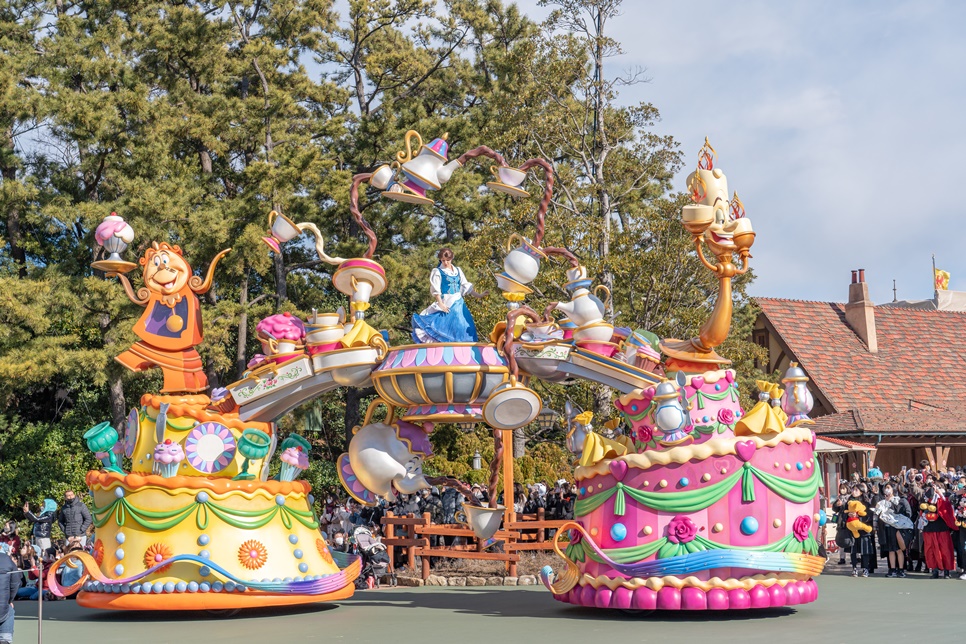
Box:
423 135 449 160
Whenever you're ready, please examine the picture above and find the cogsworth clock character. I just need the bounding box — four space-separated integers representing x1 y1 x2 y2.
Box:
110 242 230 393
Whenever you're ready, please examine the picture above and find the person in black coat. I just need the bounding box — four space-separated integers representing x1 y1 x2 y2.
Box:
0 548 22 644
58 491 92 547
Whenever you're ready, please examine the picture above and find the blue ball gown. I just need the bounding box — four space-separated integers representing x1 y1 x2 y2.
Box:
411 265 479 343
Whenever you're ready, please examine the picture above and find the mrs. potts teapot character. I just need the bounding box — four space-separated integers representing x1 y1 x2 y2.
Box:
337 403 433 505
652 374 694 447
379 131 462 206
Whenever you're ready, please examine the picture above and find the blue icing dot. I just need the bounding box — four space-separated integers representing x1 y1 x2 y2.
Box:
819 509 828 526
130 584 141 594
275 495 286 506
580 487 586 496
175 582 187 593
199 550 210 559
116 532 126 544
212 581 224 592
289 535 299 544
152 582 164 594
299 563 309 574
308 494 315 504
114 488 125 498
610 523 627 542
163 582 175 593
115 548 124 561
199 566 211 577
224 581 236 592
702 416 710 423
715 384 722 391
196 491 209 504
293 549 303 559
114 564 124 576
141 582 153 594
120 583 131 593
199 582 211 593
236 585 247 593
198 534 210 546
283 577 293 583
187 581 199 593
740 517 759 535
679 478 689 487
796 462 804 471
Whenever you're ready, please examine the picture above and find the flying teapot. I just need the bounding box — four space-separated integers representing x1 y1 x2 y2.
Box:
397 131 462 195
553 265 611 328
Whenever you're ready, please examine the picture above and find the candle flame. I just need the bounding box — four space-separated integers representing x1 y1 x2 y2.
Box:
730 192 745 220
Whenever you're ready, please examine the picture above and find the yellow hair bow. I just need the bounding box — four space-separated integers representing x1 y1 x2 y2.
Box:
574 411 594 426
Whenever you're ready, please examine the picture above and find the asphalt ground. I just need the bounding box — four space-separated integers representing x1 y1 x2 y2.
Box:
11 570 962 644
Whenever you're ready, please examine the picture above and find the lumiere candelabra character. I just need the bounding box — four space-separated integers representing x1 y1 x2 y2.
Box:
109 242 230 393
661 138 755 366
411 248 488 343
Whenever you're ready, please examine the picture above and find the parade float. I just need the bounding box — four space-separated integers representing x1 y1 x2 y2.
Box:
51 132 824 613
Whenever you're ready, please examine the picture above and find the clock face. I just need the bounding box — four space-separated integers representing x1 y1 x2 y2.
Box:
124 408 139 458
185 422 237 473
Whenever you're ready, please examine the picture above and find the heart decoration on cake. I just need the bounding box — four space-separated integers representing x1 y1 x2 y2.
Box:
609 459 628 482
735 440 757 463
690 376 705 390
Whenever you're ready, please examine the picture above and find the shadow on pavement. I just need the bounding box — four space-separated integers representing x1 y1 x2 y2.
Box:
342 588 799 622
14 600 339 623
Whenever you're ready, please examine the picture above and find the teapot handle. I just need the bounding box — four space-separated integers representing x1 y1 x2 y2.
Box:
396 130 423 164
362 398 396 427
268 210 278 227
506 232 524 252
594 284 612 308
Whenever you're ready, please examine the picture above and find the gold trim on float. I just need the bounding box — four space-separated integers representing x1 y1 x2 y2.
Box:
469 373 490 402
373 365 509 375
389 375 419 406
444 372 454 403
399 412 482 423
414 374 431 402
384 342 497 351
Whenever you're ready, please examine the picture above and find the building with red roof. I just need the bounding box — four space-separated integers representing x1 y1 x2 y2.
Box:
753 269 966 482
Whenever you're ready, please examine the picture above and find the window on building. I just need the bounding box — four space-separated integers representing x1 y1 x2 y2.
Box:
753 329 768 370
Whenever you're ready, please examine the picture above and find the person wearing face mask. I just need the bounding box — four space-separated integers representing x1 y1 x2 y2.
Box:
858 482 879 574
874 484 913 577
0 521 20 556
58 490 92 547
832 483 854 565
919 484 958 579
848 486 875 577
331 530 350 553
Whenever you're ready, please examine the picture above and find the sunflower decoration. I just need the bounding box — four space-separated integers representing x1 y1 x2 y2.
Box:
238 540 268 570
91 539 105 566
143 542 174 573
316 538 333 564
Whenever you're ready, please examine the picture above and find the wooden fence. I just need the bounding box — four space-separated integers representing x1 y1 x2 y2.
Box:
381 508 570 580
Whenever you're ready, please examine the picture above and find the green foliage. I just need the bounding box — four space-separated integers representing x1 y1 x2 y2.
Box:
0 0 762 512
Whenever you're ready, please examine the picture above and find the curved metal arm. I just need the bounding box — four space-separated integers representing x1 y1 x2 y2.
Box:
456 145 507 168
518 158 554 247
694 239 718 273
108 272 150 306
541 246 579 268
296 222 346 266
188 247 232 294
349 172 378 259
735 253 751 275
488 430 503 509
503 306 542 380
425 476 483 507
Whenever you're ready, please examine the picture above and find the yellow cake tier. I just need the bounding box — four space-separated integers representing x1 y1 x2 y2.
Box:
74 471 356 610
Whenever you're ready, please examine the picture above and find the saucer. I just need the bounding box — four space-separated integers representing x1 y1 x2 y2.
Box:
382 184 434 206
486 181 530 199
493 272 533 295
92 259 138 274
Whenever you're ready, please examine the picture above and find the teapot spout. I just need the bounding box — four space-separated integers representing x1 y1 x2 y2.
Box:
554 300 576 316
437 159 462 185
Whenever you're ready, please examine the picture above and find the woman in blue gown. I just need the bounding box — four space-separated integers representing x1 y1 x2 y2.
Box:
412 248 487 343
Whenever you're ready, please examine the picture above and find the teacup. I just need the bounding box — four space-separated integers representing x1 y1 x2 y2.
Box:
268 338 302 355
370 164 396 190
490 165 527 188
268 350 303 366
525 322 557 337
350 275 374 303
572 322 614 343
307 342 342 355
305 325 345 345
576 340 620 358
308 311 342 327
268 211 301 243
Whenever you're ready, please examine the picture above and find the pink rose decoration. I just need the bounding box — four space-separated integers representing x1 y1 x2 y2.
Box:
569 528 583 545
717 408 736 425
666 516 697 544
636 425 654 444
792 515 811 542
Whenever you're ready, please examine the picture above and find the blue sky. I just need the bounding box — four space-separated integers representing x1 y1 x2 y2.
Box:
515 0 966 303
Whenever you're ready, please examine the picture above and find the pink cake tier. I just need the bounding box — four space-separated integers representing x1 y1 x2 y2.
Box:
542 423 825 610
615 369 743 448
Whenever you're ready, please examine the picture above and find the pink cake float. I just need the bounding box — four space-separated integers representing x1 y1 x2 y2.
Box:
541 140 825 611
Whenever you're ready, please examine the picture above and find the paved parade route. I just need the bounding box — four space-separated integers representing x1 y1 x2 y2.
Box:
11 573 961 643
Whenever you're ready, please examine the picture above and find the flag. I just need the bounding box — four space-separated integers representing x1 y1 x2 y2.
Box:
935 268 950 290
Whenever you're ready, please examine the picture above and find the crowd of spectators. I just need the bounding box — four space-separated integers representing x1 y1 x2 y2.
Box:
830 461 966 579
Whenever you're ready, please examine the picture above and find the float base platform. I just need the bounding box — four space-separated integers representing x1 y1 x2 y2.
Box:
75 583 354 610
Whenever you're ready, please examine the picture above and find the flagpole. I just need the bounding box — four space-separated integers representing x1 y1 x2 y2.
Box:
932 253 937 296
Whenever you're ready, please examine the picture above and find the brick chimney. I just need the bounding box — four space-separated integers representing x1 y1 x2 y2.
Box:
845 269 877 353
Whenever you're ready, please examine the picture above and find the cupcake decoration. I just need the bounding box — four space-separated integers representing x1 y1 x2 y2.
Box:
153 439 185 478
278 445 309 481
